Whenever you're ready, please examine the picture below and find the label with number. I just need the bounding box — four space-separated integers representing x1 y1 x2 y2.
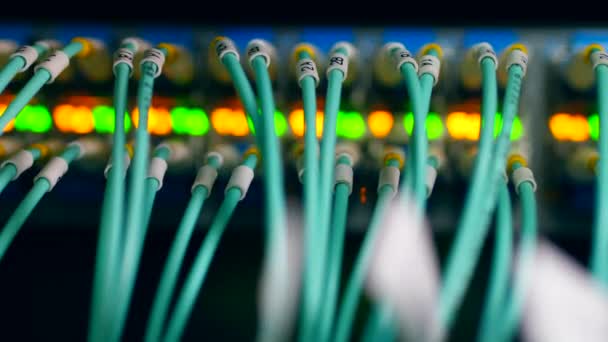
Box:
10 45 39 71
215 38 238 60
140 48 166 77
418 55 440 84
592 51 608 70
327 52 349 78
393 48 417 71
246 40 272 66
506 49 528 75
296 58 319 86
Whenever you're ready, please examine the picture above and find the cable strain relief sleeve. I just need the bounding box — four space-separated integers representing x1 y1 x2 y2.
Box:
591 50 608 71
147 157 168 190
225 165 254 200
418 54 441 85
327 51 349 79
334 163 354 194
140 48 165 78
426 165 438 198
34 50 70 83
506 49 529 77
512 166 537 194
10 46 39 72
192 165 218 196
34 156 68 191
473 42 498 69
246 39 276 68
378 166 400 197
1 150 35 180
113 47 135 76
296 58 320 88
214 37 239 61
205 151 224 168
104 154 131 179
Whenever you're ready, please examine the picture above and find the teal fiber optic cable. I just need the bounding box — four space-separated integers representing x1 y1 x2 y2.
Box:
318 156 353 342
439 55 498 330
0 143 81 263
112 48 168 342
498 163 537 342
296 49 322 342
219 50 262 148
162 153 258 342
333 158 400 342
477 183 512 342
0 41 84 134
0 42 51 95
591 48 608 284
89 41 138 342
144 155 222 342
315 46 351 339
0 146 43 195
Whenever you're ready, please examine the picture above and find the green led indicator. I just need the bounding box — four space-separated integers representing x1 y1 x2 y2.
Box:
403 112 445 140
590 113 599 141
15 105 52 133
92 105 131 134
494 112 523 141
337 111 366 139
171 107 210 136
247 111 288 137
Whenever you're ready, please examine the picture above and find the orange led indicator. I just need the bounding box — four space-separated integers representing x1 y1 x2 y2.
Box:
549 113 589 142
210 108 249 137
288 109 324 137
131 107 172 135
368 110 394 138
53 104 94 134
446 112 481 140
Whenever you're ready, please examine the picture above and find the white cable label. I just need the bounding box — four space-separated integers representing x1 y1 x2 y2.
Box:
378 166 400 197
2 150 34 180
246 39 274 67
147 157 168 190
512 166 537 194
140 48 165 78
35 156 69 191
215 37 239 61
334 163 354 194
418 55 441 85
327 52 349 79
393 47 418 72
506 49 529 76
591 51 608 70
296 58 320 87
10 46 39 72
474 42 498 68
206 151 224 168
192 165 218 196
34 50 70 84
226 165 254 200
113 47 135 76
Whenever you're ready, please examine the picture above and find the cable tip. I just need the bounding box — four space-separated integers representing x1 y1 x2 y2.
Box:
157 43 179 63
292 43 318 61
383 146 405 169
507 153 528 174
243 146 261 162
71 37 95 57
330 41 358 59
583 43 605 63
506 43 529 55
419 43 444 59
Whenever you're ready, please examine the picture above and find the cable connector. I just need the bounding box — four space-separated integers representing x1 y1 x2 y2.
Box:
383 42 418 73
68 137 105 159
192 165 218 196
156 141 191 164
590 49 608 71
10 45 40 72
71 37 105 58
113 47 135 76
472 42 498 68
418 54 441 85
34 156 68 191
206 151 225 168
505 48 529 77
140 48 166 78
334 163 354 194
511 166 537 194
225 165 255 200
1 150 35 180
246 39 276 68
147 157 168 190
378 165 400 197
382 145 406 169
34 50 70 84
296 57 320 88
335 142 361 166
213 36 239 61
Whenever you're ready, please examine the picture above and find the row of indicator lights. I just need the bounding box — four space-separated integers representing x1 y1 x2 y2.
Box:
0 103 524 141
549 113 604 142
